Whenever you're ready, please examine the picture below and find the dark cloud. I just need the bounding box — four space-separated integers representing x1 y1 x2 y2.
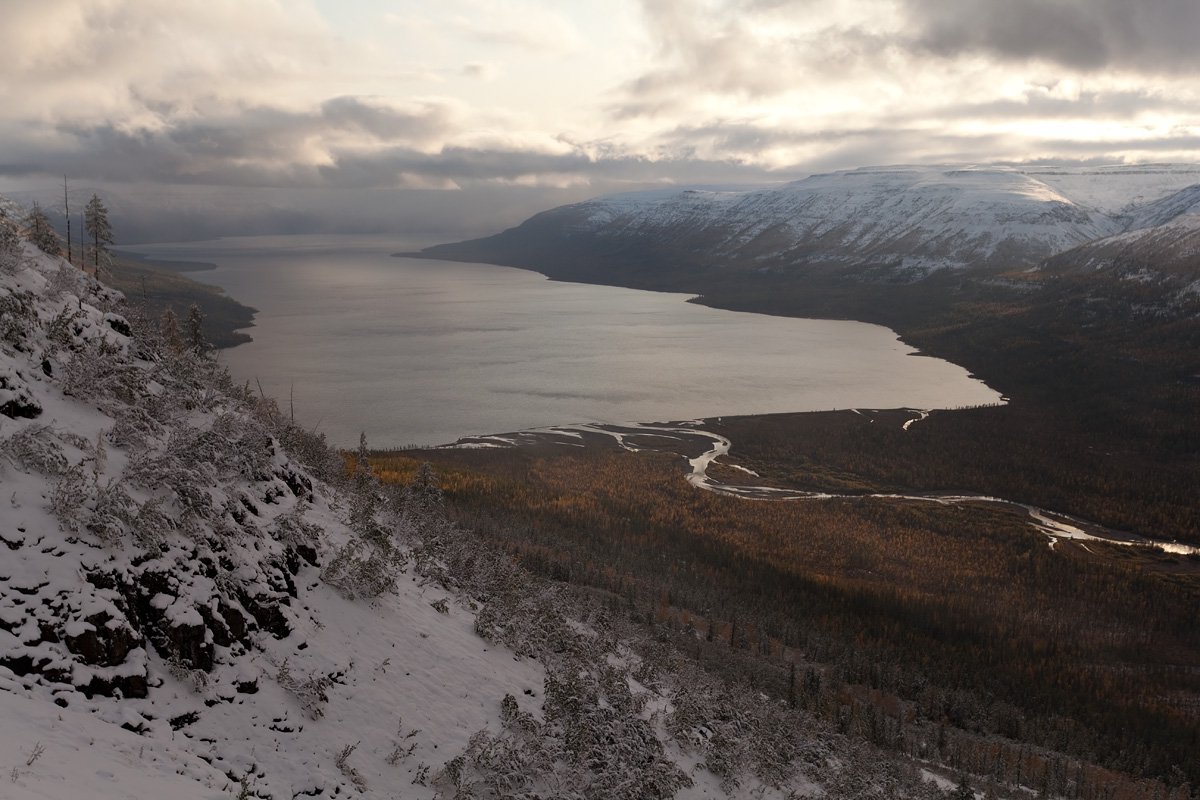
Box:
317 97 456 140
0 98 461 187
903 0 1200 72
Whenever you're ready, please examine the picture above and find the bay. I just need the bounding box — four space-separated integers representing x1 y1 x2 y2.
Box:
128 235 1002 447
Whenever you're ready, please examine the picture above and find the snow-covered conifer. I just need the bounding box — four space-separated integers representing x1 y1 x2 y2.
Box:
84 192 114 274
24 202 61 256
185 303 210 356
0 211 24 274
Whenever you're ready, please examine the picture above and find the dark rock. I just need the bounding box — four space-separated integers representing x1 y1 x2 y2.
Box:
218 602 248 642
296 544 318 567
197 603 234 648
164 619 214 672
64 612 141 667
104 315 132 337
279 466 313 501
239 590 291 639
0 396 41 419
170 711 200 730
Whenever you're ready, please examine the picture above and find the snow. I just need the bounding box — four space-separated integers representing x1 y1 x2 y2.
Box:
555 163 1200 277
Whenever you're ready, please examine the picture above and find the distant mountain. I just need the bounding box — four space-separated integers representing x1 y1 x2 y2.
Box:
415 164 1200 283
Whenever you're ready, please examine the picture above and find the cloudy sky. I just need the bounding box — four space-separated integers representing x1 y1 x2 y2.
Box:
1 0 1197 241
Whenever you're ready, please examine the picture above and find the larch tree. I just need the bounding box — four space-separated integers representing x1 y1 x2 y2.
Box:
186 304 210 356
84 193 114 274
160 308 183 352
24 202 61 256
0 211 22 274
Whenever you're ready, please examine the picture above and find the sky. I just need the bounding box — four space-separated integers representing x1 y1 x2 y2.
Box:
1 0 1197 242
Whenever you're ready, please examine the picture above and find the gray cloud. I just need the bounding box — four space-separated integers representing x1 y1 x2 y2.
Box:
0 98 461 187
903 0 1200 72
617 0 897 113
922 87 1195 121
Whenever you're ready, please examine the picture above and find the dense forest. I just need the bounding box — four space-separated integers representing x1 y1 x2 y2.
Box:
371 433 1200 798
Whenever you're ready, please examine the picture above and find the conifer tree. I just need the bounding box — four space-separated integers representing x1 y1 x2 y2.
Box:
186 304 210 356
0 212 22 274
349 432 381 540
161 308 183 352
84 193 114 273
24 202 61 256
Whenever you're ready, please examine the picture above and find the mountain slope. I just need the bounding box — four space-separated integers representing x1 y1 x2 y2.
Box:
416 164 1200 282
1041 206 1200 310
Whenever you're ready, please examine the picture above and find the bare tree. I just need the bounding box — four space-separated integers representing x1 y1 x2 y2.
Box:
63 177 72 264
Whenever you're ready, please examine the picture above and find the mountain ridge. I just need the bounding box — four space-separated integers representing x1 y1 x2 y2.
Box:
414 163 1200 282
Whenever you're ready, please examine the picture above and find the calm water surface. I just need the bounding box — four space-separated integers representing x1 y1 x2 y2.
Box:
129 235 1002 447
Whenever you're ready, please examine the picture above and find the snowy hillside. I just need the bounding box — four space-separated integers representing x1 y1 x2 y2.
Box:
0 214 947 798
422 164 1200 279
1042 203 1200 307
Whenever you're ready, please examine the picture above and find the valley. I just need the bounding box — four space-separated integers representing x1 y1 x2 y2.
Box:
370 164 1200 795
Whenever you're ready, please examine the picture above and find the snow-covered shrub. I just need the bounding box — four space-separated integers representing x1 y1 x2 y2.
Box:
320 536 406 600
274 420 343 483
473 587 585 661
126 426 217 520
276 659 332 719
48 464 136 546
61 340 140 406
208 412 274 481
44 262 85 301
269 501 321 549
108 403 163 448
442 661 691 800
47 465 88 531
334 742 367 792
0 366 41 419
0 424 68 475
86 479 136 546
45 305 84 353
0 290 38 348
399 462 449 535
130 495 173 547
0 219 22 275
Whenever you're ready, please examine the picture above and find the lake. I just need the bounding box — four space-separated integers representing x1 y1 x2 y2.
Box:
127 235 1003 447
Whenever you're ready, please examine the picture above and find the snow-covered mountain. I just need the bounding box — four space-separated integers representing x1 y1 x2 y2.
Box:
420 164 1200 279
1042 198 1200 307
0 210 946 799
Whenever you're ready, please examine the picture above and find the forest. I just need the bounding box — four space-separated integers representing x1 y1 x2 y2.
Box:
370 438 1200 799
